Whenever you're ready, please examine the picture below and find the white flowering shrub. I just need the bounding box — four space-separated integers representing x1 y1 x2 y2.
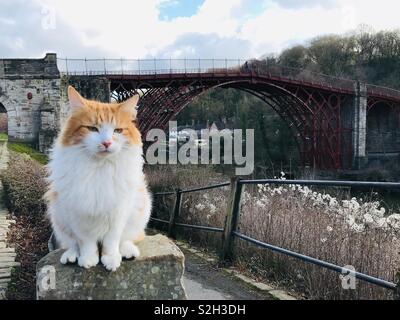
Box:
237 174 400 300
254 182 400 235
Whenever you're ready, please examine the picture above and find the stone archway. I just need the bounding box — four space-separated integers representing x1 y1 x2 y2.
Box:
0 102 7 137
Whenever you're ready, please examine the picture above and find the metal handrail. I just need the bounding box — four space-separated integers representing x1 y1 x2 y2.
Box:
233 231 397 290
154 179 400 196
153 181 230 196
56 57 400 99
152 191 175 196
240 178 400 189
179 182 230 194
149 217 169 224
175 222 224 233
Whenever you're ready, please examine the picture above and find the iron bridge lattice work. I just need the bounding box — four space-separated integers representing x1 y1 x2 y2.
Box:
58 58 400 170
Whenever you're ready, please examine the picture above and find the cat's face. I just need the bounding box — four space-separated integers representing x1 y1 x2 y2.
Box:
61 86 141 157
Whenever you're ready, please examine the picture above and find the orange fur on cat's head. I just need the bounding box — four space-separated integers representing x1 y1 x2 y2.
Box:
60 86 141 148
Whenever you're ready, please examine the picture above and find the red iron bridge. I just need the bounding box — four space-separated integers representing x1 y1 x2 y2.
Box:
58 58 400 171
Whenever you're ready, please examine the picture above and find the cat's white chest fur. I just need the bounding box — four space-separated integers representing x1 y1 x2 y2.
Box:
49 144 144 215
47 143 148 242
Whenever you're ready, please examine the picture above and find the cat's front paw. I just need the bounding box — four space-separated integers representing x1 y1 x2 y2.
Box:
101 253 122 272
78 253 99 269
60 248 79 264
120 241 140 259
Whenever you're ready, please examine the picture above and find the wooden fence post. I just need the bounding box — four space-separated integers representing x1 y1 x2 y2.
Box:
168 189 182 239
220 177 244 264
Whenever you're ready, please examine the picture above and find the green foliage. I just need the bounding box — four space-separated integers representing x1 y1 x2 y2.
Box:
8 142 48 165
1 152 48 218
279 45 310 69
0 133 8 141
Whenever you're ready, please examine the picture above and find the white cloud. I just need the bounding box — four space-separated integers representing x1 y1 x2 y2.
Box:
238 3 351 55
1 0 400 60
237 0 400 56
338 0 400 32
154 32 252 58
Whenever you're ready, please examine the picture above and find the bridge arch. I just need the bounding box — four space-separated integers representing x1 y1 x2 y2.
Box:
122 79 343 169
0 95 12 137
153 81 313 165
107 76 352 169
0 96 19 140
0 102 7 136
106 74 355 169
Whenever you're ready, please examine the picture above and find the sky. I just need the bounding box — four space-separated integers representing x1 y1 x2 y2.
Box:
0 0 399 60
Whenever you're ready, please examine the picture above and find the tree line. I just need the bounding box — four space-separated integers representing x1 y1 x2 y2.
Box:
268 25 400 88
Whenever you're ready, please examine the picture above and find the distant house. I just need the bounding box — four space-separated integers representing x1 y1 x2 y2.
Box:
178 120 235 140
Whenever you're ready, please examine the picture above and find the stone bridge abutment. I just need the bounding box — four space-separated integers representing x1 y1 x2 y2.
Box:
0 53 60 151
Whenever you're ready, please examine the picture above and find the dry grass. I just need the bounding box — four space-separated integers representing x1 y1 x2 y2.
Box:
147 166 400 300
2 152 48 217
236 184 399 299
6 214 51 300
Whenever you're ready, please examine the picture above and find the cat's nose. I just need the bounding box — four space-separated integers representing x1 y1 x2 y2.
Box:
102 140 112 149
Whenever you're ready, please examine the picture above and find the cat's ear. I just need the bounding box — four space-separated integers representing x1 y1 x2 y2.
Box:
119 94 139 119
68 86 85 111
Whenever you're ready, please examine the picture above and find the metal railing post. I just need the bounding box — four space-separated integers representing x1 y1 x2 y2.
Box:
168 189 182 239
184 58 187 74
220 177 244 264
103 58 107 75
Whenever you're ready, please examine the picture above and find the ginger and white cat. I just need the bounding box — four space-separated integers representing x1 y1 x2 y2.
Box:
45 86 152 271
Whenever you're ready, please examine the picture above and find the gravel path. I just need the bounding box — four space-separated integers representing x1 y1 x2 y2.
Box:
181 248 274 300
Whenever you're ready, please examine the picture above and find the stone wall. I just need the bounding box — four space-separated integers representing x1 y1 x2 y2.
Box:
0 78 60 145
0 53 112 154
0 54 60 152
0 53 59 79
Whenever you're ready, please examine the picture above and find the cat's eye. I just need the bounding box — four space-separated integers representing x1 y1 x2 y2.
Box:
86 126 99 132
114 128 124 134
